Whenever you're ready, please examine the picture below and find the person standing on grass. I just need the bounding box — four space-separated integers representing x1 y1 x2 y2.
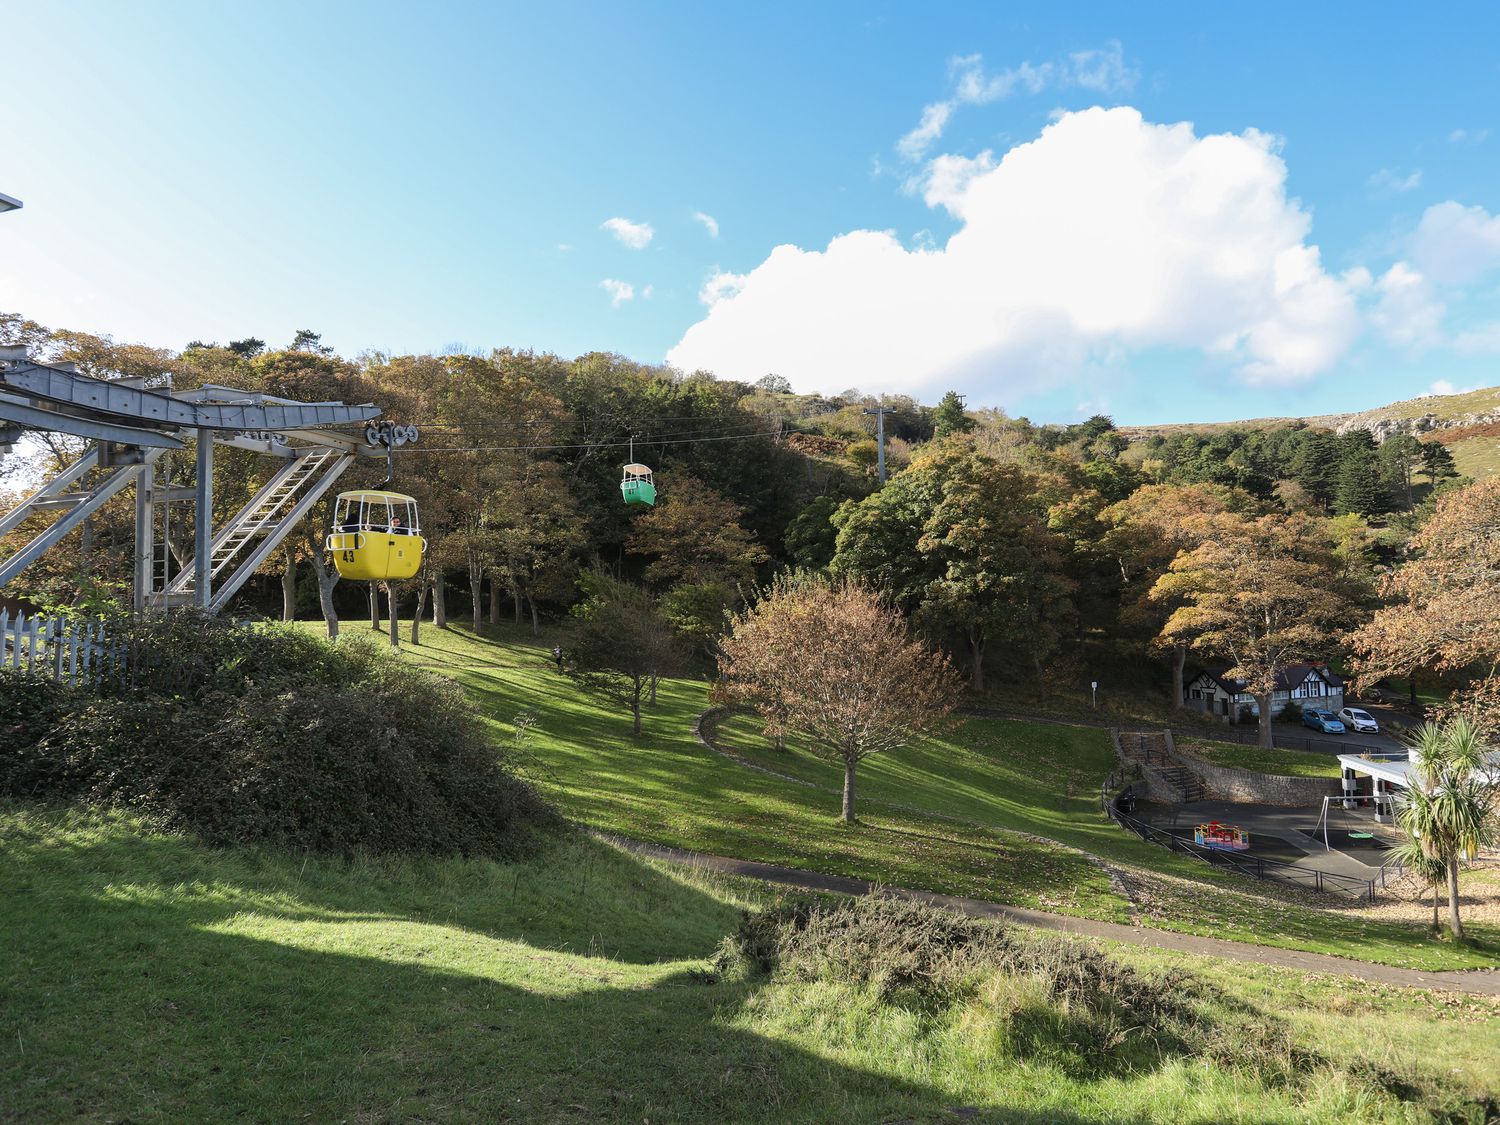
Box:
553 645 564 672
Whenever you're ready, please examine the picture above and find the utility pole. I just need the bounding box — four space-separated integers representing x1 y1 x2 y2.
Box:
862 406 895 485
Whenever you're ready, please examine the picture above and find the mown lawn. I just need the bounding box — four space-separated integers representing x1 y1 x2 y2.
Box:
1176 739 1344 779
382 621 1500 971
5 805 1498 1123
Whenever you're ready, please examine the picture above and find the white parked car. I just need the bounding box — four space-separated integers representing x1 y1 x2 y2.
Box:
1338 707 1380 734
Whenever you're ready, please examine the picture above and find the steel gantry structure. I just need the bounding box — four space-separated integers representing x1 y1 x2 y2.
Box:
0 348 389 614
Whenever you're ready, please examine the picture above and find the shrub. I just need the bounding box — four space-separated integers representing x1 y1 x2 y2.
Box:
1 617 555 857
0 671 76 796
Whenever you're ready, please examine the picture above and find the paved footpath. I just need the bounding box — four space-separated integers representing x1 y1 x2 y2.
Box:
599 833 1500 998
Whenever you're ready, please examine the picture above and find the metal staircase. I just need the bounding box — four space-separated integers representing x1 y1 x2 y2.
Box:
154 448 352 613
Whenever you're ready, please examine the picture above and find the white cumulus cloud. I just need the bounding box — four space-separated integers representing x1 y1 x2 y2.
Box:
699 269 747 306
693 211 720 238
601 217 654 249
668 107 1360 396
600 279 635 307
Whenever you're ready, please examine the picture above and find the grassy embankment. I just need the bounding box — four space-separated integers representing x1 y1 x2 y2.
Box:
5 804 1499 1123
383 621 1500 970
1175 740 1343 779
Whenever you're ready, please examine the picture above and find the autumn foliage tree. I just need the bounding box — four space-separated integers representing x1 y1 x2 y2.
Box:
566 572 683 735
1101 483 1261 707
1351 477 1500 734
716 575 961 822
626 472 767 589
1151 513 1350 747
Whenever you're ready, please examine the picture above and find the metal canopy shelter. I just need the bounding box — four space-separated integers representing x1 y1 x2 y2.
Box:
0 349 389 615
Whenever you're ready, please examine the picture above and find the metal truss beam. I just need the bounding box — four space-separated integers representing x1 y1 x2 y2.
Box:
1 362 380 431
0 450 163 588
0 394 186 448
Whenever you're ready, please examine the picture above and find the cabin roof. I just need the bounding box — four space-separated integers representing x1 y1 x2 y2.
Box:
1191 663 1345 694
336 490 417 503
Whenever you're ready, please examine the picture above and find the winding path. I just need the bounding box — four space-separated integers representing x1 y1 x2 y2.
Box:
601 832 1500 997
681 707 1500 997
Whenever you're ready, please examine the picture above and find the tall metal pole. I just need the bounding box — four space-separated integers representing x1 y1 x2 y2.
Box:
194 429 213 610
862 406 894 485
133 460 154 614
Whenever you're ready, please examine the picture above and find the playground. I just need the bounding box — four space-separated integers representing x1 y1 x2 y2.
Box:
1131 799 1400 888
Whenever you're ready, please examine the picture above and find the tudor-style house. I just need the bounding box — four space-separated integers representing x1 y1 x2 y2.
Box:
1185 664 1345 722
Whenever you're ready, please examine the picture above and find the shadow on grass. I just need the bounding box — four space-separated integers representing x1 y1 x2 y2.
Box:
1 806 1134 1124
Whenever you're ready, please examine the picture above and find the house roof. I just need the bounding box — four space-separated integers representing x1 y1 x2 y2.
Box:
1192 663 1346 695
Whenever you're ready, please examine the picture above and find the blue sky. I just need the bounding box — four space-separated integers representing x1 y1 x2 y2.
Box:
3 1 1499 424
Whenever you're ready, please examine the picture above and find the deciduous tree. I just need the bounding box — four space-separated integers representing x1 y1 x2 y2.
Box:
1351 477 1500 733
566 573 682 735
1152 513 1349 747
716 575 960 822
626 473 766 589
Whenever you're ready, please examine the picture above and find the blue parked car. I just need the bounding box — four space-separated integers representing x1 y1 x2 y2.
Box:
1301 708 1346 734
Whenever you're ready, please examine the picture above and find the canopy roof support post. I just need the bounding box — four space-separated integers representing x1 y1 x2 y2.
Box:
133 460 154 614
194 429 213 611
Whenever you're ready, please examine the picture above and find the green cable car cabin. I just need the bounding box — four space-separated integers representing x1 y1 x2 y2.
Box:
620 463 656 506
326 490 425 581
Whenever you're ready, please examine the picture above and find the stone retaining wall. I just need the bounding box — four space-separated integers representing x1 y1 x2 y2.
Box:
1175 749 1341 806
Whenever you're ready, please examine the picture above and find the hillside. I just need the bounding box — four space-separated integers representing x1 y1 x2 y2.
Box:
1120 384 1500 476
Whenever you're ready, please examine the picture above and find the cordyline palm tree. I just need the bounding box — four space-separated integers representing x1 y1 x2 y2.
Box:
1389 838 1446 935
1396 718 1500 940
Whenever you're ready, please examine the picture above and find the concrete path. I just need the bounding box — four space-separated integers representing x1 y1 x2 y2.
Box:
600 833 1500 998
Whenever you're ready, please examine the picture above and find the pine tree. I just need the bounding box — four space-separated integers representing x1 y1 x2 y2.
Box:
1420 440 1459 484
1334 433 1383 516
1292 431 1341 508
932 390 975 438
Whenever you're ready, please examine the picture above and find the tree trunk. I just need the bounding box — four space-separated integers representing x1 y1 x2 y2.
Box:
411 581 428 645
1171 644 1187 709
281 553 297 622
649 672 658 706
528 593 540 636
513 583 523 625
631 679 642 735
1409 675 1418 709
1446 857 1464 939
841 759 857 823
309 550 340 640
968 629 985 692
1432 879 1441 934
368 583 381 631
1255 693 1274 748
469 554 482 629
386 584 399 648
488 577 501 625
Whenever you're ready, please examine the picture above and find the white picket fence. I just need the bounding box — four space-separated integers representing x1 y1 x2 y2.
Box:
0 609 119 686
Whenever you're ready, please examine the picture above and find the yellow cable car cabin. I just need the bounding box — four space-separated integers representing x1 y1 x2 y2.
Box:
620 463 656 506
326 490 425 580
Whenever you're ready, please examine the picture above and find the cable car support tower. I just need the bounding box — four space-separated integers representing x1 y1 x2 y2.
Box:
0 347 395 615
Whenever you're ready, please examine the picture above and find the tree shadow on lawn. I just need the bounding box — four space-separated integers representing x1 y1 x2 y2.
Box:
2 814 1135 1124
1 808 744 966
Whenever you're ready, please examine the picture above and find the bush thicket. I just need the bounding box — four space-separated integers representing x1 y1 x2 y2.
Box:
716 895 1422 1093
0 616 554 857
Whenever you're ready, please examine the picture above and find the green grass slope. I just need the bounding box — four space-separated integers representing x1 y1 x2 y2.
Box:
381 621 1498 970
6 805 1499 1123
